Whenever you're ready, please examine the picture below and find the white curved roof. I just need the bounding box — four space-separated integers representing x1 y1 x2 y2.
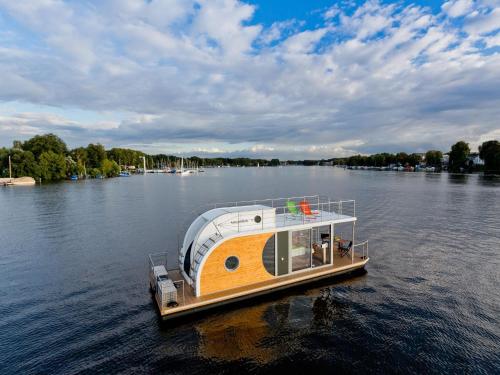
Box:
178 198 357 295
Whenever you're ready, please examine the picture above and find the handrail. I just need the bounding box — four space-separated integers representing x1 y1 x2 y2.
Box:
191 194 323 217
192 200 357 235
149 252 186 307
353 240 369 259
180 196 356 243
172 280 185 306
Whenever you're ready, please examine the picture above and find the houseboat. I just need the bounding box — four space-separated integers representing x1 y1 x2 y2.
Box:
149 195 369 320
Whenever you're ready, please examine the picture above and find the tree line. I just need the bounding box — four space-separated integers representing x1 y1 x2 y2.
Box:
1 134 499 182
327 140 500 174
0 133 282 181
0 134 125 181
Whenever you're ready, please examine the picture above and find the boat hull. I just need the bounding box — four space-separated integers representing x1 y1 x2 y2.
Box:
156 259 368 321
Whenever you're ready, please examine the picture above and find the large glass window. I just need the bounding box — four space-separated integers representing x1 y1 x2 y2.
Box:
291 229 311 271
333 222 354 264
262 234 275 275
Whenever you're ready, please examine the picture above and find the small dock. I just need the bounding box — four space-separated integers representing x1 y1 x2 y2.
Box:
0 177 36 186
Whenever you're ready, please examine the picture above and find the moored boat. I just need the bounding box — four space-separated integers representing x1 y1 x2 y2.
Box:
149 195 369 320
0 177 36 186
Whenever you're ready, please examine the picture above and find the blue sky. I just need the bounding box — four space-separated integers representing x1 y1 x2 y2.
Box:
0 0 499 159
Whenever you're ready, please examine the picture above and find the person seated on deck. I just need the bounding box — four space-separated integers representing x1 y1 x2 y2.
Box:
299 200 319 218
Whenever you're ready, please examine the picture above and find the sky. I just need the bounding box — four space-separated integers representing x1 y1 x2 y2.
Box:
0 0 499 159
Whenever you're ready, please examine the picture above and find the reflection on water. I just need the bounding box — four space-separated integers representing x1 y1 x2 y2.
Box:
195 304 278 364
0 168 499 374
447 173 469 184
477 174 500 187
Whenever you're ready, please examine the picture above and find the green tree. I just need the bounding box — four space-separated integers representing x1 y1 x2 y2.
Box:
23 134 68 159
86 143 106 169
425 150 443 167
10 150 40 178
407 153 422 167
479 140 500 173
88 168 101 178
76 160 86 177
449 141 470 172
373 154 385 167
396 152 408 165
101 158 120 177
12 140 23 149
39 151 67 181
0 148 8 176
71 147 88 164
66 156 78 176
270 159 280 166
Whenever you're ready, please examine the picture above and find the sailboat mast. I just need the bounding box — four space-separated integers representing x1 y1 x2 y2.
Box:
8 155 12 180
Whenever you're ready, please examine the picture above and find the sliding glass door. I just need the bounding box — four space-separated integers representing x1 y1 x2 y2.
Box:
291 229 311 271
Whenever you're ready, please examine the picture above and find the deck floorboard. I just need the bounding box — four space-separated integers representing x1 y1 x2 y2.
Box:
161 251 367 316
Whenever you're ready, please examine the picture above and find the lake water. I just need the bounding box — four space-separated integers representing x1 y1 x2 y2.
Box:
1 167 499 374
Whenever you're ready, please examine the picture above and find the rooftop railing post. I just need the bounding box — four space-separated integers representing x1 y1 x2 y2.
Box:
352 221 355 264
182 281 185 305
261 208 264 230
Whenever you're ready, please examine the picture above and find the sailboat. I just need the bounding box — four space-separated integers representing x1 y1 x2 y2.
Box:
180 157 190 176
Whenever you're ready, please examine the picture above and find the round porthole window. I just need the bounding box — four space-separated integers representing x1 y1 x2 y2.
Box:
225 256 239 271
254 215 262 223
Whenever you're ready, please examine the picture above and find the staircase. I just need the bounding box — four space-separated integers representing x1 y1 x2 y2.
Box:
190 233 223 283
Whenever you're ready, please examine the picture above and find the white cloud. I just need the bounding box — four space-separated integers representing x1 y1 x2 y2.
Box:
0 0 499 158
463 7 500 36
259 20 302 45
324 6 340 20
442 0 474 18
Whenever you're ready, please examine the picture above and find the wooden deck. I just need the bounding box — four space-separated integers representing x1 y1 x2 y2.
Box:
156 251 368 319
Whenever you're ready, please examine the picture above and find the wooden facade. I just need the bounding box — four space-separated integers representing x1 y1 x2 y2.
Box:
199 232 275 296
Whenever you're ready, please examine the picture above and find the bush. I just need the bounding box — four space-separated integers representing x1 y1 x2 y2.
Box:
101 159 120 177
39 151 67 181
479 140 500 173
88 168 102 178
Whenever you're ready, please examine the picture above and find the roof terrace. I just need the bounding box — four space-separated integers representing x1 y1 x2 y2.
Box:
195 195 356 234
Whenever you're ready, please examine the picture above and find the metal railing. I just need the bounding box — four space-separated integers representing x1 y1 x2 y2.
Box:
181 196 355 240
353 240 369 260
211 197 356 234
148 252 185 307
